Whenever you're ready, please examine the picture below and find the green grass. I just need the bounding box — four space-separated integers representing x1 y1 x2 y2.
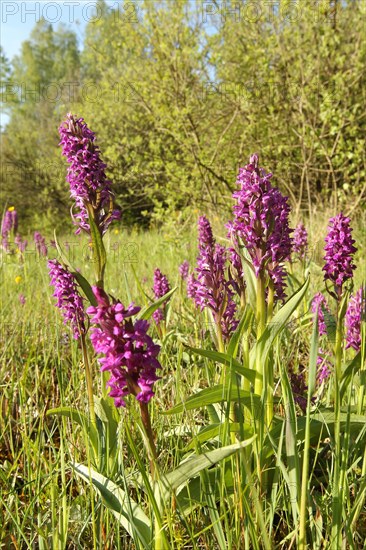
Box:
1 210 365 549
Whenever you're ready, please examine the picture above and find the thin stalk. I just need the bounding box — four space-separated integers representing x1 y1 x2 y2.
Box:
60 416 68 549
242 331 250 392
86 203 106 289
256 273 267 336
357 321 366 414
141 402 165 550
80 334 96 428
266 281 275 428
139 401 158 476
241 449 271 550
216 316 225 354
266 356 274 431
86 429 98 550
299 315 319 549
254 273 268 496
254 273 266 397
125 377 157 469
240 292 246 311
331 308 343 549
299 442 311 547
351 443 366 531
126 377 166 549
79 337 101 549
267 281 274 322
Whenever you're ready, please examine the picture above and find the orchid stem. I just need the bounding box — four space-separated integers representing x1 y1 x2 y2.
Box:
80 334 96 428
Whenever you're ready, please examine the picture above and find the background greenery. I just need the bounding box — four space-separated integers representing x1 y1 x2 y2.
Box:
1 0 365 230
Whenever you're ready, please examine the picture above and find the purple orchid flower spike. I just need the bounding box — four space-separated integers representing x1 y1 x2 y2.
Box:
311 292 331 336
323 213 357 297
228 154 293 301
34 231 48 257
192 216 238 343
59 113 121 235
152 268 171 325
293 223 308 260
345 287 365 352
87 287 161 407
48 260 86 339
179 260 190 280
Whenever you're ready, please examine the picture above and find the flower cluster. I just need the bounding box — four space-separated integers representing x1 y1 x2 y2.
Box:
228 154 292 301
1 235 9 252
323 213 357 292
15 234 28 253
191 216 238 340
187 273 198 299
179 260 190 280
1 207 18 252
1 211 12 238
311 292 331 336
34 231 48 257
152 268 171 324
1 207 18 237
153 268 170 298
48 260 86 339
345 287 365 352
195 239 226 312
198 215 214 250
59 113 120 235
87 287 161 406
293 222 308 260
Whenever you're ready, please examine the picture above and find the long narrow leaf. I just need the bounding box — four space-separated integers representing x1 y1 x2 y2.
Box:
280 366 300 524
186 422 253 450
340 351 362 400
86 204 107 285
250 277 310 369
164 384 260 415
175 466 234 516
160 436 256 500
138 287 177 320
185 345 257 384
73 464 152 548
227 306 254 358
239 246 257 311
299 308 319 549
72 270 97 306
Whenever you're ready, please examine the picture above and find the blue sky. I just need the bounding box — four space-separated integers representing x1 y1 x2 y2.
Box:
1 1 122 128
1 1 104 61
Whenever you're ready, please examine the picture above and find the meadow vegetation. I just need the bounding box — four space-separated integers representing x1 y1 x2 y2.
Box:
1 1 366 549
1 174 365 548
1 0 365 228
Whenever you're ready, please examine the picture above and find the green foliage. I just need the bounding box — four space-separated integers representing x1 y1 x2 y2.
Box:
1 222 365 548
2 1 365 229
73 463 153 548
1 3 366 544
